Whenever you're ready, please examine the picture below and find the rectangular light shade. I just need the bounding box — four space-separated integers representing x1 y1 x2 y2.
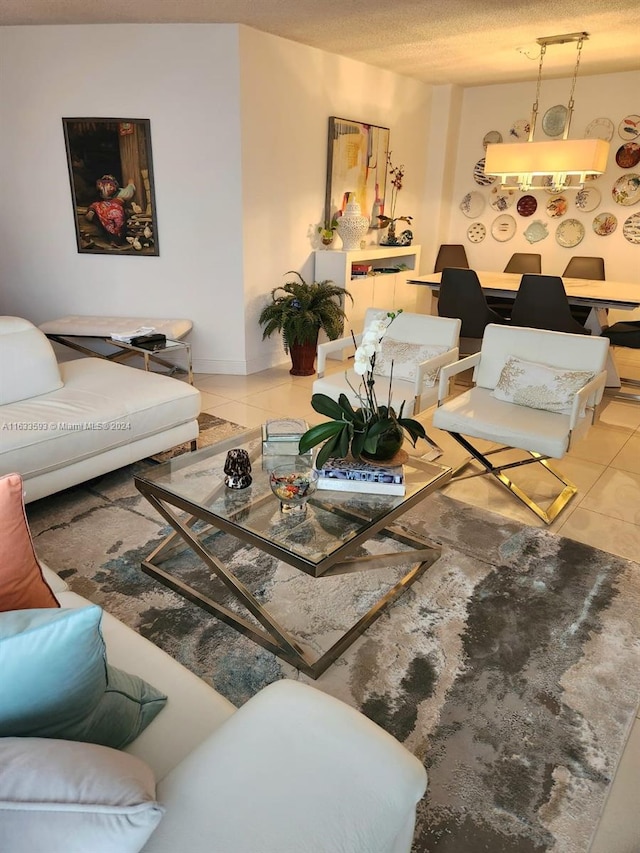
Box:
485 138 609 177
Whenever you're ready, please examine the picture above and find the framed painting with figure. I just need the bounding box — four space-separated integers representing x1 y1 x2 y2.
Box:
324 117 390 229
62 117 159 256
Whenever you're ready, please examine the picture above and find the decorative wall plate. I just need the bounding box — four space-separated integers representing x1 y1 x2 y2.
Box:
509 119 530 140
473 157 497 186
618 115 640 140
491 214 516 242
542 105 568 137
483 130 502 149
516 195 537 217
460 191 486 218
615 142 640 169
612 174 640 206
592 212 618 236
623 212 640 244
574 186 601 212
524 220 549 244
585 117 614 141
546 195 568 217
467 222 487 243
556 218 585 248
489 186 516 212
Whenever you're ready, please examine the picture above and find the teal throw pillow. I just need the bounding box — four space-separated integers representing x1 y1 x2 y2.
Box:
0 606 167 748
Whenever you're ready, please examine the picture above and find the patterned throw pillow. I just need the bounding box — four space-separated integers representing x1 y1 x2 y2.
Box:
373 339 449 387
492 355 595 414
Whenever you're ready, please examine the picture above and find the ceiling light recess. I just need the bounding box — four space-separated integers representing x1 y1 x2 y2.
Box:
484 33 609 192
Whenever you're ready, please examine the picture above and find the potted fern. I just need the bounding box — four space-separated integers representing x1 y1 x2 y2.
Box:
259 271 352 376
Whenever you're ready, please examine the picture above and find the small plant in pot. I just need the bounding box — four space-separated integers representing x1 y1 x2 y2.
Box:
298 311 428 465
258 271 353 376
317 219 339 246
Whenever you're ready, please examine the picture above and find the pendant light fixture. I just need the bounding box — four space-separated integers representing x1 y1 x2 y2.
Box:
484 32 609 192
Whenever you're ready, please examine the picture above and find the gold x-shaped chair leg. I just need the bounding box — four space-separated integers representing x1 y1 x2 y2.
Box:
447 434 577 525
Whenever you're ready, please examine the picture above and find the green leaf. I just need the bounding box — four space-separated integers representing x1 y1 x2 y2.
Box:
338 423 351 458
315 431 343 469
311 393 344 420
337 394 358 422
351 429 366 459
398 417 428 445
363 431 380 454
298 420 344 452
365 417 395 439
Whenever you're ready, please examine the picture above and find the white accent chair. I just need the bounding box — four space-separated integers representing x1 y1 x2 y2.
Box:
432 324 609 524
314 309 461 458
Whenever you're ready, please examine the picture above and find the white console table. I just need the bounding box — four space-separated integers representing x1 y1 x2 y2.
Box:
314 245 422 334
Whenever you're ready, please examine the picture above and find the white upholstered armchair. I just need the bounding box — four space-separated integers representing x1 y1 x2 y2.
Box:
313 309 461 458
314 309 461 416
432 324 609 524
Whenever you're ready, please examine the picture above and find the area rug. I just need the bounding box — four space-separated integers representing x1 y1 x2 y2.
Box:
26 426 640 853
150 411 243 462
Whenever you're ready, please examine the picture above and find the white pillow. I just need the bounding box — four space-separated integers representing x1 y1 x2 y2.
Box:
492 355 595 414
373 338 448 387
0 737 164 852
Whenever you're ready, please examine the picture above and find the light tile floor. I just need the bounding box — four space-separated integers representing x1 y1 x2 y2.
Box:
193 350 640 852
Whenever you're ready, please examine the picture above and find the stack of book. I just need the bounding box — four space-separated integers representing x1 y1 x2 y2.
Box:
261 418 310 459
351 263 372 278
315 456 405 496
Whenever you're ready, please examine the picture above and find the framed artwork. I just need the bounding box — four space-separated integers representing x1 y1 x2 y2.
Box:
62 117 159 256
324 117 390 227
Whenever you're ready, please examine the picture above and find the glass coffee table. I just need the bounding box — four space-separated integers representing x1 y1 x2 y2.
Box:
134 427 451 678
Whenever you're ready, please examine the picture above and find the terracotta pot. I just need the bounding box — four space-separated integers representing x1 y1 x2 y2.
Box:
289 336 318 376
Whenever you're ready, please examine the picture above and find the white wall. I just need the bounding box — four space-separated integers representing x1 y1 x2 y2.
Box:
0 23 434 375
0 24 246 373
238 27 433 371
447 69 640 285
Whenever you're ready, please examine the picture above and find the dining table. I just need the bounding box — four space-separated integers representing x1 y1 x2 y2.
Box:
407 270 640 388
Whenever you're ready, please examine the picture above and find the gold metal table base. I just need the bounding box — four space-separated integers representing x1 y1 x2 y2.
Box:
140 492 443 679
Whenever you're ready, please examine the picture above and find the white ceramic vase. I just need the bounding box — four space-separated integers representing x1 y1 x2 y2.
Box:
336 198 369 251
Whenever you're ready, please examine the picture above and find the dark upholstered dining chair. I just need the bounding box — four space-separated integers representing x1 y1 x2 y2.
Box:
486 253 543 320
504 253 542 274
510 274 590 335
563 257 605 326
437 267 506 354
563 256 605 280
433 244 469 273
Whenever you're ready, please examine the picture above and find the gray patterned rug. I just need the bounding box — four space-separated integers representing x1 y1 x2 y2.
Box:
26 423 640 853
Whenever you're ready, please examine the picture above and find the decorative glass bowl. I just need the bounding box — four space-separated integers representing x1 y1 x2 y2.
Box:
269 463 319 512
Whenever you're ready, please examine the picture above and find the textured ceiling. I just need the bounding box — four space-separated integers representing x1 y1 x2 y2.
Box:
2 0 639 86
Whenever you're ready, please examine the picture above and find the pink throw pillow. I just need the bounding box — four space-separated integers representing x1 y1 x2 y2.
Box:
0 473 58 611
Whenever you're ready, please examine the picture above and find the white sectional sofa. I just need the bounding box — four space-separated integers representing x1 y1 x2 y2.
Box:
39 565 428 853
0 317 200 502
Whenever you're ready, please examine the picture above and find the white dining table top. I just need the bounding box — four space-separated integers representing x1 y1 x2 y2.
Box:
408 271 640 310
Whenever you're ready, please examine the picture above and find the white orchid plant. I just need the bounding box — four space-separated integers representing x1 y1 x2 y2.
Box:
298 311 427 467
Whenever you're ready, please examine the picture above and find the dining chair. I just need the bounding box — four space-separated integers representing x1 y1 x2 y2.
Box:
314 308 461 458
432 323 610 523
433 244 469 273
602 320 640 401
504 253 542 274
510 274 590 335
437 267 506 354
563 257 605 326
486 253 543 319
563 256 605 280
